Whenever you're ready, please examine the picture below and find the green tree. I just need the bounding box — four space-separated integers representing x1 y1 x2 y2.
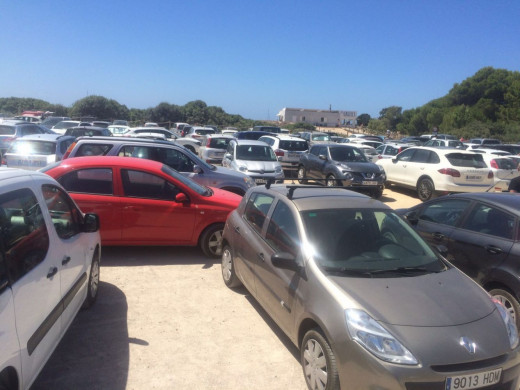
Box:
70 95 129 120
356 113 371 127
378 106 402 131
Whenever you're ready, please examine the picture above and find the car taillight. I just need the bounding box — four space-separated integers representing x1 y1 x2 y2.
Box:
62 142 76 159
438 168 461 177
1 156 6 165
275 149 284 157
206 138 212 147
488 171 494 179
490 159 499 169
378 155 382 159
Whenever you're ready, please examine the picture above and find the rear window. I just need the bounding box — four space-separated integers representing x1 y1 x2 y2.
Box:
9 140 56 155
494 158 517 169
0 125 15 135
75 143 113 157
446 153 487 168
279 140 308 151
208 138 231 149
195 129 216 135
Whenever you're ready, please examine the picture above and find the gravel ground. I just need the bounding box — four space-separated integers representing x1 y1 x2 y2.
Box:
31 186 421 390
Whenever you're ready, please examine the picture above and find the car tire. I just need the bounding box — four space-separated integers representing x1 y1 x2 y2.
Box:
0 368 16 390
489 288 520 329
371 188 383 199
221 245 242 288
200 223 225 258
301 328 339 390
82 250 100 309
326 174 339 187
297 166 307 184
417 177 435 201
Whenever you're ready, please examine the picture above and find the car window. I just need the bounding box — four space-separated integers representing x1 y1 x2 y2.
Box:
279 140 307 151
461 204 515 239
236 145 277 161
330 147 366 162
445 153 487 168
21 125 44 136
0 125 15 135
42 185 82 239
59 138 75 154
9 140 56 155
0 188 50 283
266 201 299 256
57 168 113 195
244 192 275 234
208 138 232 149
411 149 437 163
121 169 180 200
396 148 415 161
418 199 471 226
75 143 112 157
309 146 321 156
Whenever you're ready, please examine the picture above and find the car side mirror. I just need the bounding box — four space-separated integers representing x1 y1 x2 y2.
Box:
271 252 300 272
193 165 202 174
435 244 449 258
405 211 419 226
82 213 100 233
392 158 397 163
319 154 327 161
225 153 232 160
175 193 189 203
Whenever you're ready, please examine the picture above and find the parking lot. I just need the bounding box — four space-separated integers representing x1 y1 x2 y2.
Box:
31 186 421 390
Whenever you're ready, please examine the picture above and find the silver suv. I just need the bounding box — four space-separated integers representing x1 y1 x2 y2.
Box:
257 134 308 174
63 136 255 195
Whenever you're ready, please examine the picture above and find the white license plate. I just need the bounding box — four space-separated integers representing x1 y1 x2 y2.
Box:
466 175 482 181
288 152 299 158
445 368 501 390
255 178 267 184
362 181 378 186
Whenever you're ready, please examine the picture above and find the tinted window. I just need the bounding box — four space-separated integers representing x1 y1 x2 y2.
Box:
42 185 82 239
21 125 44 136
75 143 112 157
309 145 322 156
0 188 49 283
446 153 486 168
0 125 15 135
396 148 415 161
279 140 307 151
58 168 113 195
494 158 517 169
9 140 56 155
266 201 299 256
208 138 232 149
418 199 471 226
411 149 434 163
461 204 515 239
330 147 366 162
236 145 277 161
244 193 275 234
121 169 180 200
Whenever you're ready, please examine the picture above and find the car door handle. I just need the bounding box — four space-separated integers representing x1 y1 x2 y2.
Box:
62 256 71 265
47 267 58 279
485 245 503 255
433 232 445 240
257 253 265 262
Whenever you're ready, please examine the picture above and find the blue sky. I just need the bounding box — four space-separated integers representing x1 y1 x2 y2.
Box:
1 0 519 120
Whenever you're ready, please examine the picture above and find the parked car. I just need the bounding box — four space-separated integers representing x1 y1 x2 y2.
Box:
198 134 235 164
184 126 216 141
467 138 502 149
107 125 130 135
234 131 273 141
252 125 281 134
3 134 75 170
396 192 520 328
51 121 82 134
64 126 113 138
347 138 384 149
40 116 71 130
423 139 465 148
470 149 519 191
298 132 331 146
144 122 159 127
375 143 411 159
488 144 520 155
62 136 255 195
91 121 111 128
123 127 200 153
42 156 240 257
112 120 128 126
0 168 101 390
222 139 284 185
377 147 494 201
297 143 385 198
221 183 520 390
0 120 52 157
257 134 308 173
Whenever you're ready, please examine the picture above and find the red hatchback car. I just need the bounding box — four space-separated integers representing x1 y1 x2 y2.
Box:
41 156 241 257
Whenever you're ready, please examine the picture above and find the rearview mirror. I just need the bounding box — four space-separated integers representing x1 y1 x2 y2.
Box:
82 213 100 233
271 252 300 272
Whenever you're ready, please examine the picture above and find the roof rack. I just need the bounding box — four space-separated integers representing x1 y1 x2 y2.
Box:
264 178 349 200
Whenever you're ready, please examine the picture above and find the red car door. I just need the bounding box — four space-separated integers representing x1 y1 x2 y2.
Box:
119 169 196 244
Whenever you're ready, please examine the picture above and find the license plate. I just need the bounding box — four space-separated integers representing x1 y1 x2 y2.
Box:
445 368 501 390
255 178 267 184
288 152 299 158
362 181 378 186
466 175 482 181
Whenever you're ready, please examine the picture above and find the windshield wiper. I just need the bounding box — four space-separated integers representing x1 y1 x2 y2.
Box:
321 266 375 278
368 266 438 276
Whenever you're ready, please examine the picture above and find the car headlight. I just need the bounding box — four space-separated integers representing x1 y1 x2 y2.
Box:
275 165 283 173
238 166 248 172
341 172 353 180
346 309 418 365
492 298 519 349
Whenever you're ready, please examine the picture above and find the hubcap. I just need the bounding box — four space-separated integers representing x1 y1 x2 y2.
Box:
327 178 335 187
222 249 232 281
494 294 516 321
298 169 304 179
90 261 99 297
303 339 327 390
208 229 223 256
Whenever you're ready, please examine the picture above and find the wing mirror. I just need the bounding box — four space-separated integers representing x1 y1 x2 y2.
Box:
224 153 232 160
82 213 100 233
392 158 398 163
175 193 189 203
271 252 300 272
193 165 202 174
319 154 327 161
404 211 419 226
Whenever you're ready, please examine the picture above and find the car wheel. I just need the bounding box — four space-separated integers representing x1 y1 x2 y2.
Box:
200 223 225 258
371 188 383 199
326 174 339 187
0 368 16 390
82 251 100 309
417 177 435 201
489 288 520 329
301 328 339 390
297 166 307 184
221 245 242 288
184 145 196 153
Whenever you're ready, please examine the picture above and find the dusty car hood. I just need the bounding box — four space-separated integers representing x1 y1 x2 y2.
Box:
235 160 280 172
330 268 495 326
336 161 381 173
213 165 252 179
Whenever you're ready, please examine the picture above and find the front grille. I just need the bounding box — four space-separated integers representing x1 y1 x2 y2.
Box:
431 355 508 373
249 169 275 174
405 380 514 390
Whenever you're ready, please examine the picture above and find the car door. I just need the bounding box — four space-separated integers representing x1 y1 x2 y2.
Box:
119 169 196 243
386 148 416 185
222 142 234 168
254 199 300 335
306 145 324 179
40 184 91 330
1 186 61 389
449 203 515 284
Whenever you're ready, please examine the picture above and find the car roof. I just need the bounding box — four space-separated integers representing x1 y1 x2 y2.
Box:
55 156 165 170
0 167 53 181
233 139 271 146
0 120 33 126
71 135 181 147
130 127 169 131
14 134 74 142
406 146 476 155
261 134 305 141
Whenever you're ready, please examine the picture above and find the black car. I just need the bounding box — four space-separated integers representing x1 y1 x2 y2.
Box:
395 192 520 328
297 143 386 198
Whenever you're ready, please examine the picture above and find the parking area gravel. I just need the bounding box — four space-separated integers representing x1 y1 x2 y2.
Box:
31 186 421 390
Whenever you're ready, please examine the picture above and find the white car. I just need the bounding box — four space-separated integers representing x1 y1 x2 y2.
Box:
107 124 130 135
471 149 519 191
123 127 201 154
257 134 308 173
377 146 494 201
0 168 101 390
184 126 217 141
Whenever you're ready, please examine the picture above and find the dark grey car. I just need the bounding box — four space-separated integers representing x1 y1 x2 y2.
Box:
297 143 386 198
0 120 50 156
221 184 520 390
63 136 255 195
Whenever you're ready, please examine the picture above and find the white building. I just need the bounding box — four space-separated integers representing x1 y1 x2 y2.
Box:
276 107 357 127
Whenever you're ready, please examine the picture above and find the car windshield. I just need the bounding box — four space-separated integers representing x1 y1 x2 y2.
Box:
195 129 216 135
8 140 56 155
208 138 231 149
161 165 211 196
236 145 277 161
446 153 487 168
330 147 367 162
311 134 330 141
54 121 79 129
0 126 16 135
301 209 446 277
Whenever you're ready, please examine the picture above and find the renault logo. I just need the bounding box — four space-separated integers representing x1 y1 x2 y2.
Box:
459 337 476 354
